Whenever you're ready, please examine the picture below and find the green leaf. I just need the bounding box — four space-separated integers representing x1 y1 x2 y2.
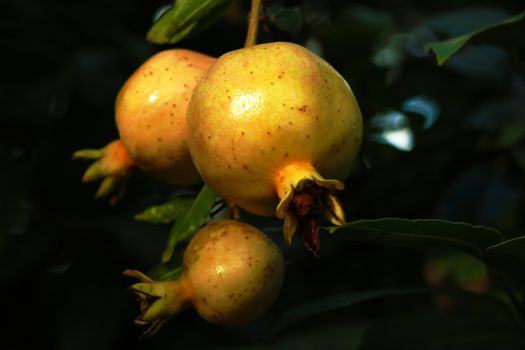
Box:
161 185 216 263
329 218 502 257
135 196 195 224
267 288 427 338
484 236 525 285
147 0 231 45
425 11 525 65
148 247 185 281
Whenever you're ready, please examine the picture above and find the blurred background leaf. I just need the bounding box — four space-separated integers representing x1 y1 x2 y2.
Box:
423 251 488 287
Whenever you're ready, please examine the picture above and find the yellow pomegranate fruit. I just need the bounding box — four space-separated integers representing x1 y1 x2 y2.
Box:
187 42 362 253
124 219 284 337
74 49 216 201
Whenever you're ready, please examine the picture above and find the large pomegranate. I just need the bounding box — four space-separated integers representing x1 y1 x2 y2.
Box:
186 42 362 252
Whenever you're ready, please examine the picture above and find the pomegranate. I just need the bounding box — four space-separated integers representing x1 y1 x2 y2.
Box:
186 42 362 252
124 219 284 337
74 49 216 200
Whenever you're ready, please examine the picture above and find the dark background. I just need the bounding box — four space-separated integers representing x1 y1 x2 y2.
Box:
1 0 524 349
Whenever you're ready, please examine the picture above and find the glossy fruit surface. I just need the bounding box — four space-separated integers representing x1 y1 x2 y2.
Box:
116 49 216 185
187 42 362 251
124 219 284 337
74 49 216 201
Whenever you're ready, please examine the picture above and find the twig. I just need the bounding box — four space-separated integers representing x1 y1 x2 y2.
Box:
244 0 261 47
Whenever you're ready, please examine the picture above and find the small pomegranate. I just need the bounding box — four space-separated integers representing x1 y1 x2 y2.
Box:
74 49 216 200
124 219 284 337
187 42 362 252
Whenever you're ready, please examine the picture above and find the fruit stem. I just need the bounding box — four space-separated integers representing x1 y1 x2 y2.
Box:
244 0 261 47
225 201 240 220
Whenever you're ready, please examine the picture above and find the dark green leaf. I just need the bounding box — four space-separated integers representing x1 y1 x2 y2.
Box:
147 0 231 45
161 185 216 263
134 196 195 224
425 12 525 65
267 288 426 338
147 247 185 281
155 265 183 280
484 236 525 285
329 218 502 257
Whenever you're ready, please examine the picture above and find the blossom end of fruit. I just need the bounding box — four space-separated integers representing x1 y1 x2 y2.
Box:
72 149 103 160
276 190 294 219
323 193 346 226
94 176 120 199
314 177 345 191
281 178 346 254
123 269 154 283
136 319 167 339
82 161 104 183
75 140 134 203
125 270 192 338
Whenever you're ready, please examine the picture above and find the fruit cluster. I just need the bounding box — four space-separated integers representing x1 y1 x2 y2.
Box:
75 41 362 337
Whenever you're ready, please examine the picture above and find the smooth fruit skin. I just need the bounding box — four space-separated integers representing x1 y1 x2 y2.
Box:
187 42 362 216
124 219 284 337
116 49 216 185
184 219 284 326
